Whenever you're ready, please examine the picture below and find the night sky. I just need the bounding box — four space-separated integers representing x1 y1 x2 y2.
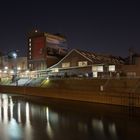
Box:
0 0 140 57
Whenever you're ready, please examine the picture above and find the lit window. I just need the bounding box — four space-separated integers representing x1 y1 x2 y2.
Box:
97 66 103 72
92 66 97 72
52 68 59 72
78 61 87 67
29 43 31 46
29 47 31 51
29 38 31 42
127 72 136 77
109 65 115 72
62 62 70 68
93 72 98 77
29 56 31 59
29 52 31 55
29 64 32 68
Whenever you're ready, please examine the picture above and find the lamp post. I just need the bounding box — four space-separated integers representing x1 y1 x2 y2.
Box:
12 52 18 86
8 51 18 86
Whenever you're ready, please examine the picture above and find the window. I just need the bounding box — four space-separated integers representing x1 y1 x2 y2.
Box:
97 66 103 72
109 65 115 72
29 43 31 46
29 38 31 42
93 72 97 77
92 65 103 72
29 47 31 51
92 66 97 72
78 61 88 67
52 68 59 72
29 64 32 68
127 72 136 77
62 62 70 68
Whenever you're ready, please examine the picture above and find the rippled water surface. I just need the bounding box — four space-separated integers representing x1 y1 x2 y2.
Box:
0 93 140 140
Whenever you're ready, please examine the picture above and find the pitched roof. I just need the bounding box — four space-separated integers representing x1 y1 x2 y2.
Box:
76 49 124 64
49 49 124 69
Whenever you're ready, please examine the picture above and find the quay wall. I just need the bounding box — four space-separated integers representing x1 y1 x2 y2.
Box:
0 79 140 107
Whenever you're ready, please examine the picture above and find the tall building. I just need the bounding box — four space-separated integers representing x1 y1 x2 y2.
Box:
27 29 68 71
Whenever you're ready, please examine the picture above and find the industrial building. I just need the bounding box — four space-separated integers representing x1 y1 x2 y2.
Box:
48 49 124 78
27 29 68 71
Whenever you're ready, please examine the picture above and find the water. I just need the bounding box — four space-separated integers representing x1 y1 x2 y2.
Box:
0 93 140 140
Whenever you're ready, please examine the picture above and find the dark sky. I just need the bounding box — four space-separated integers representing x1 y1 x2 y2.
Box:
0 0 140 57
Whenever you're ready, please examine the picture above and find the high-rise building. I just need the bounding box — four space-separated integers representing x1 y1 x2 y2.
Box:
27 29 68 71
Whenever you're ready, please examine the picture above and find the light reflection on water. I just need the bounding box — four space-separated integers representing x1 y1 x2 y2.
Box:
0 94 140 140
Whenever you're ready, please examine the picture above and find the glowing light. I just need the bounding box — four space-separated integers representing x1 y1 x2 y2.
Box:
46 77 49 80
26 102 30 124
12 52 17 59
93 72 97 78
109 65 115 72
52 68 59 72
25 102 32 140
4 70 7 73
4 66 8 70
17 67 21 70
10 97 14 120
10 70 14 74
18 103 21 123
26 70 29 73
97 66 103 72
3 94 8 124
46 107 49 122
46 107 54 139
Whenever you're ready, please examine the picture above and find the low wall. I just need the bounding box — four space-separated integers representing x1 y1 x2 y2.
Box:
1 78 140 107
0 81 140 107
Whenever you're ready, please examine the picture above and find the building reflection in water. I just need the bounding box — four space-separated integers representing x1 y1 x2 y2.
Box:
0 94 119 140
0 95 2 122
1 93 140 140
18 102 21 123
10 96 14 120
2 94 8 124
25 102 32 140
46 107 54 139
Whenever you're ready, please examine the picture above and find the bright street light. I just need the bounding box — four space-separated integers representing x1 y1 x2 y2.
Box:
12 52 17 59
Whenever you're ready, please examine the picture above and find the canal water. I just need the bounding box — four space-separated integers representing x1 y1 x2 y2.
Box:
0 93 140 140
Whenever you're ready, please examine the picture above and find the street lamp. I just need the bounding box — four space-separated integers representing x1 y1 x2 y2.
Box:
8 50 18 85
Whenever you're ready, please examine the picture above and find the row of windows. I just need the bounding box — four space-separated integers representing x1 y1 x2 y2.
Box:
28 38 32 60
61 62 116 73
62 61 88 68
92 65 115 72
29 50 32 59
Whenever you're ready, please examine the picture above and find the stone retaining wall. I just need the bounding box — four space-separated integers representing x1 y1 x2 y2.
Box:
0 79 140 107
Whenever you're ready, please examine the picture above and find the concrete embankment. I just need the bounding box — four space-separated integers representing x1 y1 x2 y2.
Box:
0 78 140 107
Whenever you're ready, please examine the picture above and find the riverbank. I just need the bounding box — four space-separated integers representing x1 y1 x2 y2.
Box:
0 78 140 107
